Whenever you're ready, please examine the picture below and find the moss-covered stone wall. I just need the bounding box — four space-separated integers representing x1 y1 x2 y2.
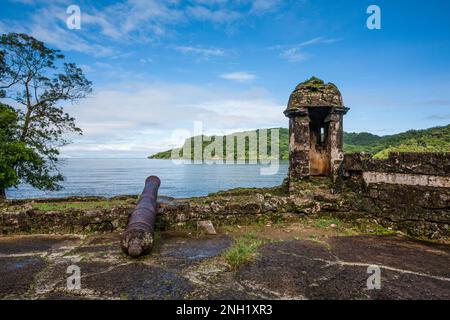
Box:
339 152 450 238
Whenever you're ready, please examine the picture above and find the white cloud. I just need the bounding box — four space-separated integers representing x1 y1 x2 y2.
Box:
186 5 241 23
139 58 153 64
78 64 94 73
174 45 225 57
7 0 68 4
2 1 181 57
1 5 116 57
272 37 341 62
297 37 339 47
3 0 293 58
82 0 183 41
250 0 281 14
69 0 287 44
220 72 257 82
280 48 309 62
60 82 285 157
188 0 282 18
8 0 35 3
29 20 115 57
269 37 341 50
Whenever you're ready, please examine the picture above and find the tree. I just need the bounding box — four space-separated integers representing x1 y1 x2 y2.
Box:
0 103 39 199
0 33 92 200
0 103 20 199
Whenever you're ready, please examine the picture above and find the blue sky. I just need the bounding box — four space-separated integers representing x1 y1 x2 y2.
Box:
1 0 449 158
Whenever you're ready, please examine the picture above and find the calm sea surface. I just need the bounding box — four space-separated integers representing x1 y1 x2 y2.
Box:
6 159 288 199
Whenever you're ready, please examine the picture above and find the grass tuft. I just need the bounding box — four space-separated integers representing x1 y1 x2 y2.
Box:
223 232 263 270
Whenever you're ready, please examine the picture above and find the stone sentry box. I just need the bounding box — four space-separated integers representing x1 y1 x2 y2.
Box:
284 77 349 183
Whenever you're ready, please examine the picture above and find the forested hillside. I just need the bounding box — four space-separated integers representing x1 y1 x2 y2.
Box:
149 124 450 160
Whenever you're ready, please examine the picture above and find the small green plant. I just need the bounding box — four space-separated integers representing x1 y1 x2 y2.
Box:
314 217 342 229
223 232 263 270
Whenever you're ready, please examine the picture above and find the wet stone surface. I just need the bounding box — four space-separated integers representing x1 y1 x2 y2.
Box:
0 231 449 300
81 263 193 300
0 235 82 255
159 234 232 268
236 236 450 300
0 256 47 298
329 235 450 278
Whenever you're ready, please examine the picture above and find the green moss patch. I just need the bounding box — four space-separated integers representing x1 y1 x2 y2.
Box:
31 199 129 212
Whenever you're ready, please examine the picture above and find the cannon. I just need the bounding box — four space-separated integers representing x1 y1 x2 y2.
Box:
121 176 161 258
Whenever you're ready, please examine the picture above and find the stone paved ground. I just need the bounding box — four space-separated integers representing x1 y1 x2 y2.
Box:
0 226 449 300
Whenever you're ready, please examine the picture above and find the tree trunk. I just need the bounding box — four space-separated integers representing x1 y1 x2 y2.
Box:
20 81 33 141
0 188 5 202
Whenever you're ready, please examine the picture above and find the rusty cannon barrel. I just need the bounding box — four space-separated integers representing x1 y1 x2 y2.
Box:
121 176 161 258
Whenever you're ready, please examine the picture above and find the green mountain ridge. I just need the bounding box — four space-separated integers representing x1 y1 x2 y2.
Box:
149 124 450 160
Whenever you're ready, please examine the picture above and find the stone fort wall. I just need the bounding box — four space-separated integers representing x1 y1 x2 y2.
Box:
340 152 450 238
1 152 449 239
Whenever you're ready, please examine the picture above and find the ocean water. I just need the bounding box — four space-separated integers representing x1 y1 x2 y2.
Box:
6 158 289 199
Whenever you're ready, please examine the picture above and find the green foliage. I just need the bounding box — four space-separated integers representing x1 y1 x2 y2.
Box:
0 33 92 197
343 132 381 146
301 76 325 86
148 149 173 159
149 128 289 161
0 104 22 193
149 124 449 160
0 103 39 196
344 125 450 157
374 141 449 159
223 232 263 270
372 125 450 158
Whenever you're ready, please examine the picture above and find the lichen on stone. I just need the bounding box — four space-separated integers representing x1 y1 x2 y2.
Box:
284 76 345 116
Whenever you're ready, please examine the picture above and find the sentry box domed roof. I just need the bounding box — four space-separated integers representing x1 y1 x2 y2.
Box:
284 77 346 117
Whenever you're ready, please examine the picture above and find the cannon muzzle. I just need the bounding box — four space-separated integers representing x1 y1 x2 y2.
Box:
121 176 161 258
